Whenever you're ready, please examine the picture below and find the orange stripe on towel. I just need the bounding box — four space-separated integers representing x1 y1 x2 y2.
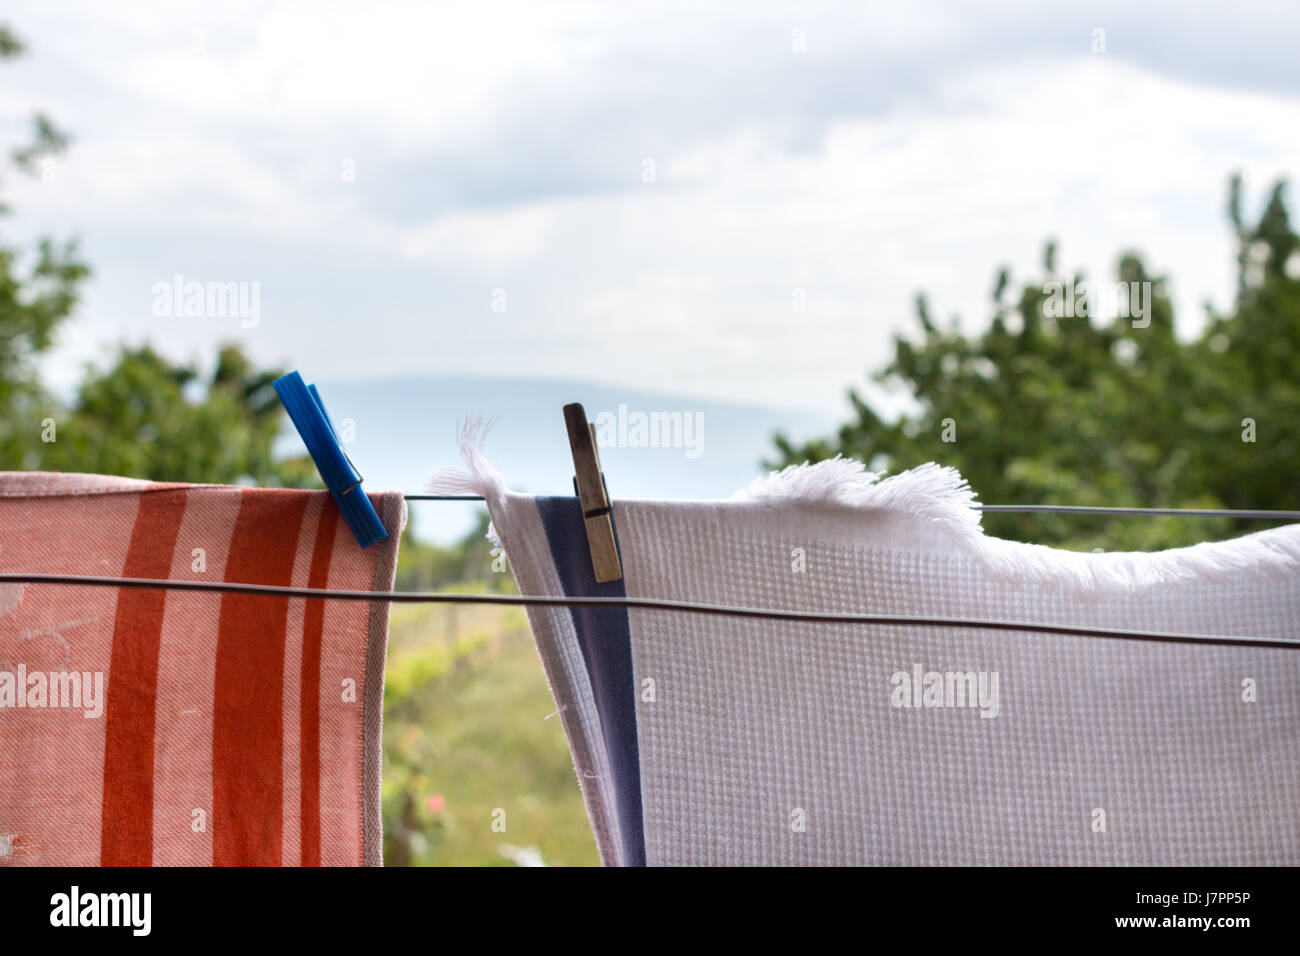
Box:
300 501 339 866
213 490 309 866
100 489 189 866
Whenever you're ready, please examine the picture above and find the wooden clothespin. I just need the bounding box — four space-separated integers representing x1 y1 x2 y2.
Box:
563 403 623 583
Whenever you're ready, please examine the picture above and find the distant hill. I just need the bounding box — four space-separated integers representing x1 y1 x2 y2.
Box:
294 373 837 542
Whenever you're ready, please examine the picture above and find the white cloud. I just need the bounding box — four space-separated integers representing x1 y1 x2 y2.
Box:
399 203 556 270
98 0 608 146
6 2 1300 413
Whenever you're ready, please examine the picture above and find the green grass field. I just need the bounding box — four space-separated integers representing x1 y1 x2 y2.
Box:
381 598 599 866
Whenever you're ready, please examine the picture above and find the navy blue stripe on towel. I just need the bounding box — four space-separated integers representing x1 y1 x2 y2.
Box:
535 496 645 867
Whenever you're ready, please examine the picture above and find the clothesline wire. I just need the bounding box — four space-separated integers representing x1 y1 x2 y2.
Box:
403 495 1300 519
0 573 1295 651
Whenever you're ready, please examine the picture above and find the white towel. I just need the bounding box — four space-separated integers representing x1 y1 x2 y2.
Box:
433 432 1300 866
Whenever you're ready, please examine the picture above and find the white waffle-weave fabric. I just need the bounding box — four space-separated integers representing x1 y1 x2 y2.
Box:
432 442 1300 866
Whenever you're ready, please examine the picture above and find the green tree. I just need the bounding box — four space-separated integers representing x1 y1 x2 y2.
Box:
0 25 90 467
2 24 308 485
40 344 316 486
772 176 1300 552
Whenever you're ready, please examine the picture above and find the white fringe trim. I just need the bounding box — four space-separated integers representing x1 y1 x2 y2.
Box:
741 458 1300 594
735 456 984 543
433 430 1300 597
427 416 508 548
975 529 1300 594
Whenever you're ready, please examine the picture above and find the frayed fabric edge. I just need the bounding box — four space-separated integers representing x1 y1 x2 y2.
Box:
427 416 508 548
735 457 984 540
976 524 1300 594
741 457 1300 595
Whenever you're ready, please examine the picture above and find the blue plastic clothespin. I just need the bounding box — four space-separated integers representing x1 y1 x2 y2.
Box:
273 370 388 549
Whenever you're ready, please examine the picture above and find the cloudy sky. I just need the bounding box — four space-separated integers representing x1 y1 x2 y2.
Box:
5 0 1299 414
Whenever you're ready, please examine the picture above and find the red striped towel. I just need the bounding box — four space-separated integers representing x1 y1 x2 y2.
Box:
0 473 406 866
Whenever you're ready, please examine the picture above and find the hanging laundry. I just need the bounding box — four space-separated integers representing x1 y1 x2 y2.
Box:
0 472 405 866
432 426 1300 866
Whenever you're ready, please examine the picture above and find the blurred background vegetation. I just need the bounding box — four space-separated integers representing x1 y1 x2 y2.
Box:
771 177 1300 553
4 23 1298 865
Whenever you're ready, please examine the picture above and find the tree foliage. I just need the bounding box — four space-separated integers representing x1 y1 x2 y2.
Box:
772 176 1300 551
36 344 316 486
1 24 309 485
0 25 88 465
